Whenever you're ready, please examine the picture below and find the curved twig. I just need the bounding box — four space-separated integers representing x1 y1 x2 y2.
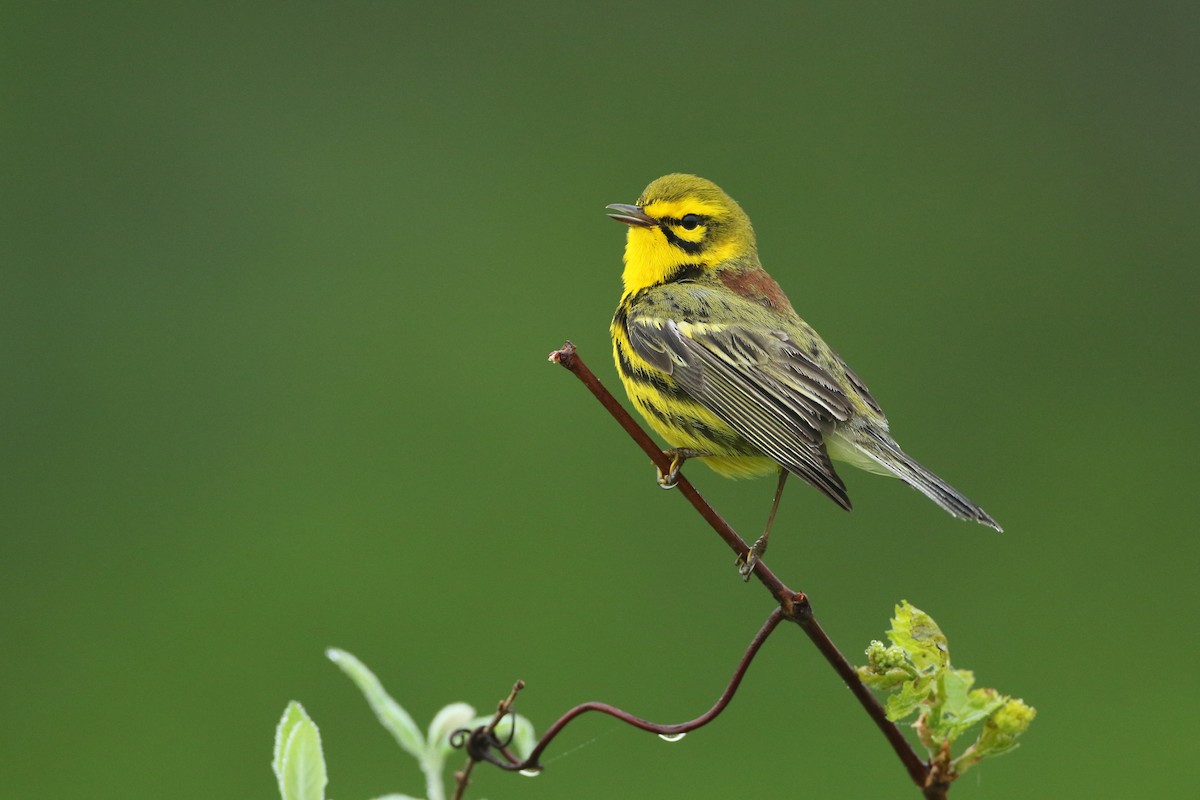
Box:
488 608 784 772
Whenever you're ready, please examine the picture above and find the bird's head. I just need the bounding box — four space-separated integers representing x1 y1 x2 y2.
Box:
608 174 757 294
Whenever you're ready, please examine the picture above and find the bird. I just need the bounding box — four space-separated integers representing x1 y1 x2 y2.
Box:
606 173 1000 579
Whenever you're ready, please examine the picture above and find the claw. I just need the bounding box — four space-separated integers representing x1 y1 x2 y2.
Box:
736 535 769 581
736 470 787 582
656 453 685 489
654 449 713 489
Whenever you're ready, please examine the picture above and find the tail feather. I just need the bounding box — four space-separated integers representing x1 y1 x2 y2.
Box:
855 429 1002 531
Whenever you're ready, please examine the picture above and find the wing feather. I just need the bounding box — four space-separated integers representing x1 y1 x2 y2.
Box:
625 310 855 510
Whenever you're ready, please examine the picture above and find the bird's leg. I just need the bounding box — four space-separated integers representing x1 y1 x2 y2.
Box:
656 448 713 489
738 469 789 581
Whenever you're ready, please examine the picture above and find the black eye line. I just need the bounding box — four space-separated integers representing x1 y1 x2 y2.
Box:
660 225 705 254
659 215 712 227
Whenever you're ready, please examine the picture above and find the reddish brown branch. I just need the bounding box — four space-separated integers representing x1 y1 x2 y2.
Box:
465 608 785 775
549 343 795 607
547 341 937 796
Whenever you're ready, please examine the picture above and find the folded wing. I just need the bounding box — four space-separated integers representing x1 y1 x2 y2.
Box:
625 310 855 510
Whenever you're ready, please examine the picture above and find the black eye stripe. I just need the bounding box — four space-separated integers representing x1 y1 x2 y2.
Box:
660 226 704 254
659 215 712 227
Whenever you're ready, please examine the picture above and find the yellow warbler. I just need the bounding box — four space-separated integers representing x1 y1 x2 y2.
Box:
608 174 999 578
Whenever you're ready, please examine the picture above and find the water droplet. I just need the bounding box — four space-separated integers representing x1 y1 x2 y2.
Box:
519 768 543 777
657 732 687 743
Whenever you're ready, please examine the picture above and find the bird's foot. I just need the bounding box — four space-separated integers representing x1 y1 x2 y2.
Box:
655 449 710 489
736 535 769 582
656 455 684 489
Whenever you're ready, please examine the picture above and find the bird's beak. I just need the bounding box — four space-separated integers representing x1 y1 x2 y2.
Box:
606 203 657 228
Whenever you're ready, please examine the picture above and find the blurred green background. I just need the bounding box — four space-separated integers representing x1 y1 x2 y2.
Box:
4 2 1197 797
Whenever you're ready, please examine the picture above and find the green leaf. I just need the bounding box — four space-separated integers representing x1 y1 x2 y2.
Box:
857 665 912 692
965 697 1037 767
427 703 476 757
274 702 306 781
960 688 1007 729
273 702 327 800
926 670 1007 744
326 648 425 759
888 601 949 670
885 673 934 721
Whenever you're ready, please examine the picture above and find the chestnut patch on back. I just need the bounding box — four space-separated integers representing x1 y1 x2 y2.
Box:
719 269 791 311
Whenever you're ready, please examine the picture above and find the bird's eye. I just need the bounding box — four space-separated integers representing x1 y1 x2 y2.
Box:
680 214 702 230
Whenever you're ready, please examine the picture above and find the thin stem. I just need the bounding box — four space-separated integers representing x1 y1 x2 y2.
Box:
452 681 525 800
491 608 784 772
548 341 932 793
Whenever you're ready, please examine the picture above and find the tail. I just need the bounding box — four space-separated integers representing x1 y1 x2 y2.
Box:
854 429 1002 531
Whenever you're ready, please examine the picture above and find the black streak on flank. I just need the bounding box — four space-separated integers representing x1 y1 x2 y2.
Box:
614 341 677 394
611 300 629 331
638 401 752 453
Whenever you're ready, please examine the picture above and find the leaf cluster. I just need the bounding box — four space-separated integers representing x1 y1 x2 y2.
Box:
857 602 1035 775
